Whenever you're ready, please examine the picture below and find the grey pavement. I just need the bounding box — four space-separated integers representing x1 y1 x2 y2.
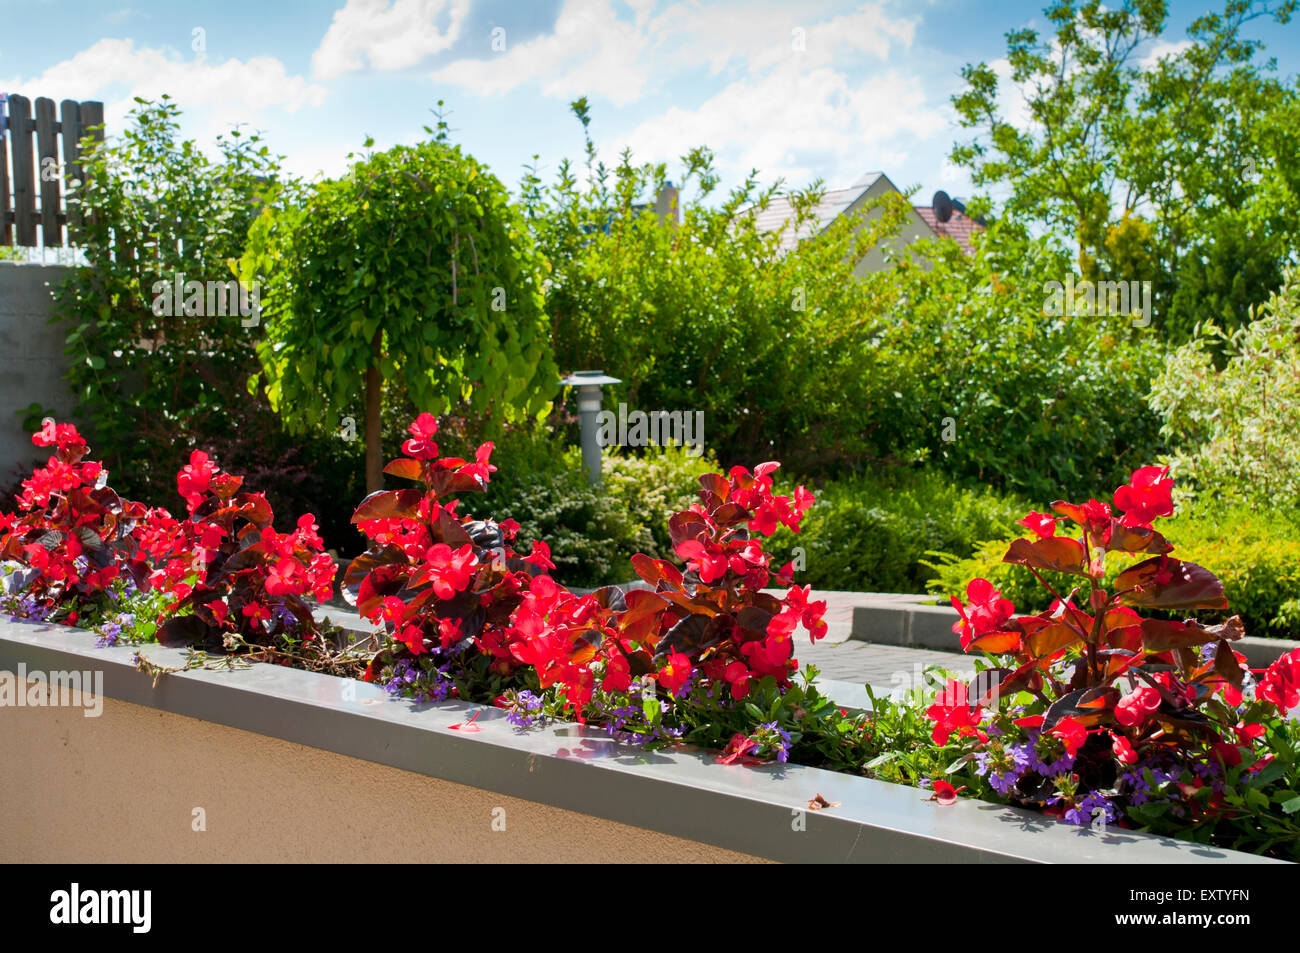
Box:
791 589 974 700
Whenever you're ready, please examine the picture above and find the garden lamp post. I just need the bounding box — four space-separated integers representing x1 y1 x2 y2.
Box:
559 370 621 488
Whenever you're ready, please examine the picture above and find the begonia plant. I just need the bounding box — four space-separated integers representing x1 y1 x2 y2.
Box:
345 413 562 702
142 451 337 650
924 465 1300 854
0 420 151 624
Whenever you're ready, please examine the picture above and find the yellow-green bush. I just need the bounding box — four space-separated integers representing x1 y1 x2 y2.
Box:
925 505 1300 639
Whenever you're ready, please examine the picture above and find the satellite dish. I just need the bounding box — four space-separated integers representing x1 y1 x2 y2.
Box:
933 190 954 223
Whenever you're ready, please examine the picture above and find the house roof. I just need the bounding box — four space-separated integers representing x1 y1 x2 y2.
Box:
750 171 883 252
748 171 986 257
913 205 984 256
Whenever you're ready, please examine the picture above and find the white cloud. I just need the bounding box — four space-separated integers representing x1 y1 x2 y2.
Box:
609 62 944 187
431 0 654 106
1139 38 1192 70
430 0 918 106
312 0 472 79
3 38 326 150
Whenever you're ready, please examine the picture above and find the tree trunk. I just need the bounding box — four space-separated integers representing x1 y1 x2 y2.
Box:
365 330 383 493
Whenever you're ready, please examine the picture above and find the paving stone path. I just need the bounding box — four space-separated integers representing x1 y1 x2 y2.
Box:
785 589 975 690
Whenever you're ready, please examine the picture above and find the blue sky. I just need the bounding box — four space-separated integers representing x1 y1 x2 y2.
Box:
3 0 1297 206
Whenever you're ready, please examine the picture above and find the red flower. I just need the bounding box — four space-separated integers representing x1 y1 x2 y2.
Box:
950 578 1015 651
1017 512 1058 539
768 585 828 643
657 652 692 695
241 602 271 627
459 441 498 485
723 661 752 699
925 679 986 746
32 419 87 452
177 451 217 510
264 558 302 596
1109 731 1138 765
717 733 761 765
1049 716 1089 758
1234 721 1266 745
396 623 427 655
928 780 965 805
1082 499 1112 526
437 617 463 649
602 653 632 693
1113 465 1174 529
522 540 556 571
675 538 729 583
1114 685 1161 727
295 513 324 549
447 711 482 732
402 413 439 460
422 543 477 599
1257 648 1300 713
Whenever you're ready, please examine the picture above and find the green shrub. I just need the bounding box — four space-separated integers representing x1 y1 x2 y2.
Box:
243 121 556 494
1149 265 1300 509
526 101 912 476
601 444 719 558
48 97 368 548
925 505 1300 640
878 222 1167 501
763 468 1028 593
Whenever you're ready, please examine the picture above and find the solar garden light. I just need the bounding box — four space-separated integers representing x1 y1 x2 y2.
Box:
559 370 621 488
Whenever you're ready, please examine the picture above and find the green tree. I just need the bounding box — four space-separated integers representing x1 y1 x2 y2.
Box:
523 100 910 473
243 129 557 492
951 0 1300 338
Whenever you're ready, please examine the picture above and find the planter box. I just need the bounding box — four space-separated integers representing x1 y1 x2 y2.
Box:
0 619 1285 864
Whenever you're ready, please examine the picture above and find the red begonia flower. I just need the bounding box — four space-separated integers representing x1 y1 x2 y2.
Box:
929 780 965 806
1017 512 1059 539
1049 716 1090 758
402 413 440 460
1113 465 1174 529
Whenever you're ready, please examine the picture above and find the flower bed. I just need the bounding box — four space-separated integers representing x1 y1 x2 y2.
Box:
3 418 1298 862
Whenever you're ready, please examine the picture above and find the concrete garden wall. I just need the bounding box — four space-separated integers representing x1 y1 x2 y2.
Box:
0 619 1283 864
0 263 74 477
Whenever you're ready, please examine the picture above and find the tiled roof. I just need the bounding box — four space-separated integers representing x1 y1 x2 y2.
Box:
750 172 882 252
913 205 984 256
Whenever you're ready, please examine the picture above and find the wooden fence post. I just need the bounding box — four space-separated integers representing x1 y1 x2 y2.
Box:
1 94 104 248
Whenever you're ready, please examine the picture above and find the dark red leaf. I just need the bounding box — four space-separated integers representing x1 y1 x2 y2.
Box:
156 615 210 648
383 458 425 482
631 553 683 590
668 511 710 548
1139 615 1244 653
342 545 407 608
1116 557 1229 610
711 502 750 526
1002 536 1088 575
1103 520 1173 555
351 489 423 523
210 473 244 500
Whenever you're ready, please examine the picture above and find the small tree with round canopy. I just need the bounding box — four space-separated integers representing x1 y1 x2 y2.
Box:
242 135 557 493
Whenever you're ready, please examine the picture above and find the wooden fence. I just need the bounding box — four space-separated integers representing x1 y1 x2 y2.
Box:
1 93 104 248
